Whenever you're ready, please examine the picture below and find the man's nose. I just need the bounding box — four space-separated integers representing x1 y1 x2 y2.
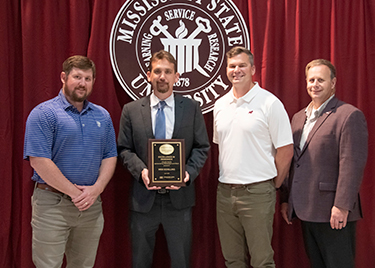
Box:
160 72 166 79
78 78 86 86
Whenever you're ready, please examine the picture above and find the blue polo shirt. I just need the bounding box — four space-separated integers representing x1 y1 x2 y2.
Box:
24 90 117 185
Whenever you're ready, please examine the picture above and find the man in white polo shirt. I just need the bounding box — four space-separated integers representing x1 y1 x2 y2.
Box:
213 46 293 268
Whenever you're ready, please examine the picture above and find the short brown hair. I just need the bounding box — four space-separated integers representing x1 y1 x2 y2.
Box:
62 55 96 78
149 50 177 73
305 59 336 79
226 46 254 66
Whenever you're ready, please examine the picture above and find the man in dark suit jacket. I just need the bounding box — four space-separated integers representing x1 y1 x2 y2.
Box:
118 50 210 268
280 59 368 268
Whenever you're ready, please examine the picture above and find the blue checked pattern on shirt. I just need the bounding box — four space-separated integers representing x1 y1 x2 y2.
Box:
24 91 117 185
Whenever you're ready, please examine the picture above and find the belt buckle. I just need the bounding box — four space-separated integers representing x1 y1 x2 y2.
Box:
158 188 168 194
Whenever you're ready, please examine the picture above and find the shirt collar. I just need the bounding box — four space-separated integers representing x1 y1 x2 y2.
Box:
229 82 260 104
150 92 174 108
305 94 335 119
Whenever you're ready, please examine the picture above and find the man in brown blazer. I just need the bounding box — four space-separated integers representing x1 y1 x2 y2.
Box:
280 59 368 268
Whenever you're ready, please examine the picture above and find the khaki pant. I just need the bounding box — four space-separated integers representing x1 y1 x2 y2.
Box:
31 187 104 268
217 180 276 268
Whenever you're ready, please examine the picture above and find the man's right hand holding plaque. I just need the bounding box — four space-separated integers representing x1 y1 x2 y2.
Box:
141 168 189 191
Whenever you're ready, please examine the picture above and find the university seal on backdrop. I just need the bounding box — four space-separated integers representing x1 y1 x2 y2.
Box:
110 0 250 114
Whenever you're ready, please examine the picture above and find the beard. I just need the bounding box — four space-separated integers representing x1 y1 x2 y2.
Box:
155 82 171 94
64 84 90 102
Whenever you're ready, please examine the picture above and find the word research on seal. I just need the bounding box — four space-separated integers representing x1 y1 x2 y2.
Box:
110 0 250 114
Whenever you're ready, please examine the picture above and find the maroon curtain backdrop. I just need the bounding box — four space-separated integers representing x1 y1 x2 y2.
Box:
1 0 374 267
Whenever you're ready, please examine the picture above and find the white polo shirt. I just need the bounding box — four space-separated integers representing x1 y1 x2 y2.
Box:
213 82 293 184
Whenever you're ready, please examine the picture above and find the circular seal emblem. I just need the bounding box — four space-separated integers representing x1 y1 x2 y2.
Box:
159 143 174 155
110 0 250 114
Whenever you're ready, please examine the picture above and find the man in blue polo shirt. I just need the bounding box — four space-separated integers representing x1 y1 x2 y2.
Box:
24 55 117 268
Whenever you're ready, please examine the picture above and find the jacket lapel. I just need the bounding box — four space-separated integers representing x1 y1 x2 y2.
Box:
293 112 306 158
172 94 184 138
140 96 154 138
300 97 338 155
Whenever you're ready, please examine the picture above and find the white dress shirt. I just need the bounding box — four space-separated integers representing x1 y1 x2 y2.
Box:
150 92 175 139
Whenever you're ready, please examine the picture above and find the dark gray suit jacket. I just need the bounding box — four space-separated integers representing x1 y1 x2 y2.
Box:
281 97 368 222
118 94 210 213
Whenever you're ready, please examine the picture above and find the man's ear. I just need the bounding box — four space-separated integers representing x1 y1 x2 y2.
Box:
331 77 337 90
61 72 66 84
174 72 180 83
251 65 256 76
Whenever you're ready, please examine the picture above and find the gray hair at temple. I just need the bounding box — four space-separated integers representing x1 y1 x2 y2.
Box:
305 59 336 80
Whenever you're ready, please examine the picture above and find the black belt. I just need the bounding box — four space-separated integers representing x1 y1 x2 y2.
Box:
220 183 251 189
